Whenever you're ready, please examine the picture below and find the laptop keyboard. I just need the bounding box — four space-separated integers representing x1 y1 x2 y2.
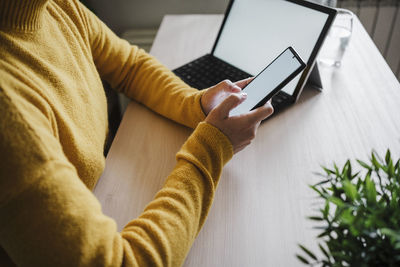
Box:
173 54 293 112
173 54 250 89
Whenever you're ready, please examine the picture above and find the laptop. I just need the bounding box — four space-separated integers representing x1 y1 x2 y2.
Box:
173 0 337 112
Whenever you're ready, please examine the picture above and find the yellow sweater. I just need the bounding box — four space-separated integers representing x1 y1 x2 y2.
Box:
0 0 233 266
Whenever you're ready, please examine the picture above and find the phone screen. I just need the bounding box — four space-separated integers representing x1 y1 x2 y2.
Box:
230 47 305 116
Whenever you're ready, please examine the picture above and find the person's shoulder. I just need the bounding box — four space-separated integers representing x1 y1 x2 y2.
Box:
51 0 81 9
50 0 86 16
0 73 52 165
50 0 92 35
0 67 35 102
0 69 20 98
0 67 54 140
0 69 35 125
0 77 35 148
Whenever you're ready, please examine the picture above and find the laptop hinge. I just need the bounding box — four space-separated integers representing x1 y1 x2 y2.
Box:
306 63 323 91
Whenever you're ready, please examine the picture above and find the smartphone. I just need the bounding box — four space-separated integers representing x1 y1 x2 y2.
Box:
230 47 306 116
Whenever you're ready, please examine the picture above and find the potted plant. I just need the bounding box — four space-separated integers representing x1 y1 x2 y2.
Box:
297 150 400 266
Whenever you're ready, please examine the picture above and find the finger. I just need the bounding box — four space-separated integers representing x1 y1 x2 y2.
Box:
219 79 241 93
234 77 254 89
214 93 247 118
206 79 230 93
245 101 274 124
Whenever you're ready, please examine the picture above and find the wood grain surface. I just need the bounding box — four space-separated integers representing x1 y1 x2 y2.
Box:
94 14 400 266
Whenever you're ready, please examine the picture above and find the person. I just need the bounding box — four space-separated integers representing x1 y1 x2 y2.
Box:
0 0 273 266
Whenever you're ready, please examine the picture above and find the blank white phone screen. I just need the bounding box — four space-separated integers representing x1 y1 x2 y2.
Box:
213 0 329 96
230 48 301 116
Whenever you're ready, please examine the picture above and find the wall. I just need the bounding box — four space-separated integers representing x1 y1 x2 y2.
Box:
341 2 400 80
88 0 400 79
87 0 229 34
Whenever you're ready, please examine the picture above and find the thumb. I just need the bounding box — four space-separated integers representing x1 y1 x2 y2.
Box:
214 93 247 118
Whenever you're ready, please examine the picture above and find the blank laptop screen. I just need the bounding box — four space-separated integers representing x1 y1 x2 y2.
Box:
213 0 330 95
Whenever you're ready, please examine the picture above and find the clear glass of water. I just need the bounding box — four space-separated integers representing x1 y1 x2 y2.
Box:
318 9 353 67
319 0 337 7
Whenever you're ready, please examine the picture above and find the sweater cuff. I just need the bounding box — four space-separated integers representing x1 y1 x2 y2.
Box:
190 89 207 127
176 122 233 184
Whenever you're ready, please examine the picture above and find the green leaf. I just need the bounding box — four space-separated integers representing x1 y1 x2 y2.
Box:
388 160 395 178
322 166 335 175
351 171 361 181
308 216 324 221
299 244 318 261
334 163 340 176
310 185 325 198
314 179 331 186
395 160 400 183
313 226 329 231
390 190 398 209
319 243 331 260
339 209 354 225
349 224 360 236
365 175 377 204
381 228 400 240
317 230 330 238
371 152 382 170
296 254 310 264
328 196 345 207
323 201 330 219
385 149 391 165
343 179 358 201
357 159 372 170
342 160 352 179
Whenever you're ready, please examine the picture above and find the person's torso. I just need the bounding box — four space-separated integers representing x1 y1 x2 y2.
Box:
0 0 108 189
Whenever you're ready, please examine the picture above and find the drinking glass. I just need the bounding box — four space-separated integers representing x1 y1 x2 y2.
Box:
318 9 354 67
319 0 337 7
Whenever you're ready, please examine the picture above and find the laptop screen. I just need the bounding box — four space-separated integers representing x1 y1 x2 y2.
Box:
213 0 331 96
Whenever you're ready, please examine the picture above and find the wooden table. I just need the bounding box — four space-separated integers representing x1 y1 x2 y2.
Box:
94 15 400 266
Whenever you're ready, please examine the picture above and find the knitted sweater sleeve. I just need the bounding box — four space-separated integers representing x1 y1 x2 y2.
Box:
0 85 232 266
81 3 205 129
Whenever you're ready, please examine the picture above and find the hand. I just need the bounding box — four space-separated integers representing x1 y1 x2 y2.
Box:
205 93 274 154
201 78 253 116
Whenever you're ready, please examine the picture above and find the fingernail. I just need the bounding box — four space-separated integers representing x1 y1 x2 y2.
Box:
241 92 247 97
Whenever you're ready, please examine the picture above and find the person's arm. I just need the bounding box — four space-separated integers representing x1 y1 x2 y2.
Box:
0 86 232 266
0 76 273 267
79 2 205 129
